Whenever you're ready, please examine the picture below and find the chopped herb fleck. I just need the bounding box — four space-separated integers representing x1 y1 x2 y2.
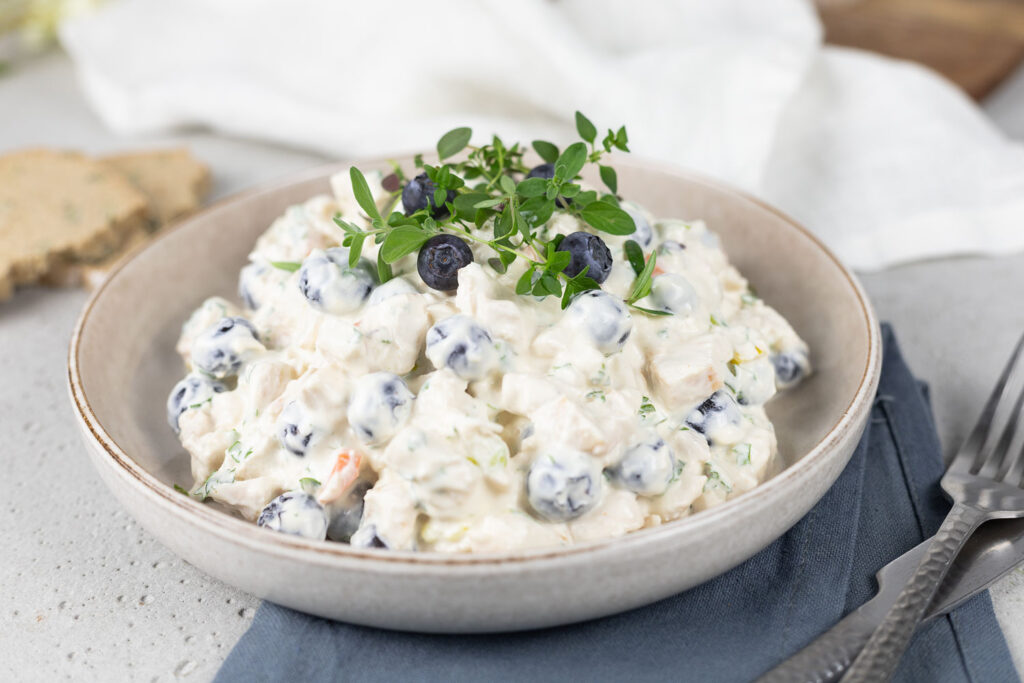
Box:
702 462 732 493
638 396 657 417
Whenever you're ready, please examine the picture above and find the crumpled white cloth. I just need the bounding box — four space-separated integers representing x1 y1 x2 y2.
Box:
60 0 1024 271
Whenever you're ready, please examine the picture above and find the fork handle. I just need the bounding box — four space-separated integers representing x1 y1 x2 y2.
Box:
756 607 878 682
842 503 987 682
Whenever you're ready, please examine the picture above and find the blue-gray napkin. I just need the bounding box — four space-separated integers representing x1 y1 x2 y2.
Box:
216 325 1017 683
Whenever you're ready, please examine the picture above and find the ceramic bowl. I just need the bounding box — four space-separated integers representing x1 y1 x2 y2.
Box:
68 157 881 633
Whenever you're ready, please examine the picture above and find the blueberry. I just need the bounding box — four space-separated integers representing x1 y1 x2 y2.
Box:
608 435 676 496
425 314 498 380
190 316 263 379
277 401 318 457
685 390 742 444
647 273 698 315
166 374 227 433
556 232 612 284
350 524 389 549
621 201 654 248
657 240 686 255
402 172 456 218
347 372 414 444
526 163 554 180
565 290 633 355
417 234 474 291
297 248 375 315
367 276 417 306
772 348 810 390
326 480 372 543
238 262 265 310
257 491 328 540
526 450 601 522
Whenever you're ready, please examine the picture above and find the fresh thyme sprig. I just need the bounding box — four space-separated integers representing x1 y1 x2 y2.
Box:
335 111 639 308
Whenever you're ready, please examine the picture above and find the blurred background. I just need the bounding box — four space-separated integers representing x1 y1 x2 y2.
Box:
3 0 1024 271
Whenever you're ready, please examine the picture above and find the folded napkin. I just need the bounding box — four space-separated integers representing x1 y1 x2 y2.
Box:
214 325 1017 683
58 0 1024 271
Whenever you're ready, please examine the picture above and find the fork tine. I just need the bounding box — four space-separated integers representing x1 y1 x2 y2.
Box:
1005 436 1024 488
980 383 1024 479
959 332 1024 473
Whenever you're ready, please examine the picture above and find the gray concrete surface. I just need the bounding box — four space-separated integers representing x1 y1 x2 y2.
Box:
3 50 1024 681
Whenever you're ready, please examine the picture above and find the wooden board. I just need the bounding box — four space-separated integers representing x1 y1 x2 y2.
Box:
817 0 1024 99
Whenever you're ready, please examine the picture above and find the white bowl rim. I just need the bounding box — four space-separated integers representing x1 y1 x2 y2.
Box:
68 156 882 569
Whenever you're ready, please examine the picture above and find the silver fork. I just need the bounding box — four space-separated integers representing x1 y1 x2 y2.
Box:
843 332 1024 681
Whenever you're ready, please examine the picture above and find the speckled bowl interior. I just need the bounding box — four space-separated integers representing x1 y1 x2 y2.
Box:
69 157 881 632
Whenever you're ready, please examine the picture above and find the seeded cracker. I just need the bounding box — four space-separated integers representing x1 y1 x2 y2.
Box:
102 148 211 226
43 148 212 290
0 149 149 300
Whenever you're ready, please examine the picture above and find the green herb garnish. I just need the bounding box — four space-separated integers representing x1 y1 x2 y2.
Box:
270 261 302 273
702 462 732 493
339 111 634 308
623 240 645 276
638 395 657 417
624 249 669 316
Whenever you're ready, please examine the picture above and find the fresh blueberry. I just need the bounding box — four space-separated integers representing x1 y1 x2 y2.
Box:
685 390 742 444
657 240 687 255
772 348 810 390
621 201 654 248
350 524 389 549
326 480 372 543
556 232 612 284
277 401 318 457
347 372 414 444
166 374 227 433
565 290 633 355
238 261 265 310
425 314 498 380
526 450 601 522
402 172 456 218
526 163 555 181
647 273 698 316
257 491 328 540
417 234 474 291
190 316 263 379
297 248 375 315
608 435 676 496
367 276 417 306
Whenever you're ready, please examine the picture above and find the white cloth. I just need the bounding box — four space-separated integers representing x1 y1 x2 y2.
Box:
59 0 1024 271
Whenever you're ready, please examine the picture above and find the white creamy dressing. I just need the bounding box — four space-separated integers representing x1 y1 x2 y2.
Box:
171 169 810 553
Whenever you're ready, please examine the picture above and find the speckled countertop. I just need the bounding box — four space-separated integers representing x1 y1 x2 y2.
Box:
3 51 1024 682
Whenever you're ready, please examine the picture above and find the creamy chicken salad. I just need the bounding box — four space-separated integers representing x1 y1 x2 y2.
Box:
168 125 809 553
